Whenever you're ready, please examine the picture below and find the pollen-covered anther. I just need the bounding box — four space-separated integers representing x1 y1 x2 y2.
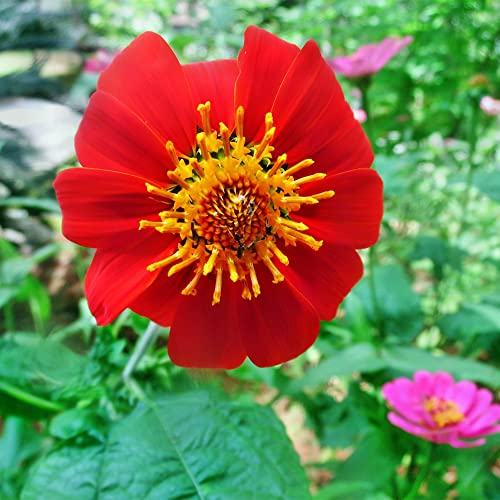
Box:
424 397 465 428
140 101 333 305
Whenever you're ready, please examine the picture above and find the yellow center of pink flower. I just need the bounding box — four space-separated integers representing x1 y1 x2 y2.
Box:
423 396 465 428
139 102 334 305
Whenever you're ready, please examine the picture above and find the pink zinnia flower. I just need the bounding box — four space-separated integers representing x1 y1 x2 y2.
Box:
84 49 119 73
328 36 413 78
480 96 500 116
382 371 500 448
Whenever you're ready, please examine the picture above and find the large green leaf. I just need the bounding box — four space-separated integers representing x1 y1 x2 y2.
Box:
382 346 500 386
289 344 386 392
352 265 423 341
22 391 310 499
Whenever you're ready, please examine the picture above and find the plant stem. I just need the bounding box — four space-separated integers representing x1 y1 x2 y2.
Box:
458 96 479 235
403 442 435 500
0 379 65 412
359 78 385 338
368 246 386 338
122 321 163 382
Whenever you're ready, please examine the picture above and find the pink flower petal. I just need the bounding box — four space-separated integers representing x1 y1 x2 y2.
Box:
444 380 478 415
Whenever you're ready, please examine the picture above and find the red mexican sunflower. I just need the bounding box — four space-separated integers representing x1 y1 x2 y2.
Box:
54 27 383 369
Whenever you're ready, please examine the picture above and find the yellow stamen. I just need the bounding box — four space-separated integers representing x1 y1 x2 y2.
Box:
197 101 212 133
283 159 315 177
158 210 184 220
220 123 231 157
197 132 211 161
203 246 220 275
311 190 335 201
235 105 244 138
190 159 205 178
267 240 289 265
140 103 334 304
267 153 288 177
168 253 201 277
245 257 261 297
212 263 223 305
282 227 323 250
276 217 309 231
165 141 181 168
145 182 177 201
147 249 184 272
225 252 240 282
424 397 465 428
282 195 319 205
167 171 191 191
292 172 327 186
254 127 275 162
265 112 274 132
139 220 164 230
181 264 204 296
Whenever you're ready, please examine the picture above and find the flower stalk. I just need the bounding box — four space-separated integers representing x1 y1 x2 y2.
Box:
122 321 164 382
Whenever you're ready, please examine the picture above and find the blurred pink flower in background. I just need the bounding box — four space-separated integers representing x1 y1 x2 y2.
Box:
480 96 500 116
382 371 500 448
84 49 119 73
328 36 413 78
353 108 367 123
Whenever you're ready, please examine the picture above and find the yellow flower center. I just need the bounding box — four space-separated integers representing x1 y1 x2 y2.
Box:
139 102 334 305
423 396 465 428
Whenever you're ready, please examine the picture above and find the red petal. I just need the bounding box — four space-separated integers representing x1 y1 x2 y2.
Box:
296 168 384 249
309 119 374 175
279 243 363 320
183 59 238 130
238 266 320 367
97 31 196 153
85 232 176 325
128 266 192 327
168 276 246 369
271 39 373 175
75 91 173 181
54 168 165 249
235 26 299 143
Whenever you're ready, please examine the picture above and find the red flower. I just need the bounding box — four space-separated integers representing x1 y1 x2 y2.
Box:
54 27 383 369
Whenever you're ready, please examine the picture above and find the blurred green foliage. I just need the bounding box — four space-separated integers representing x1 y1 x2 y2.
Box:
1 0 499 499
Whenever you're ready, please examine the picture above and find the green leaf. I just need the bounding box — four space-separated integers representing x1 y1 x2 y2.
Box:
410 235 463 277
374 154 415 198
0 337 95 410
352 265 423 341
439 302 500 340
333 431 399 491
0 417 43 471
23 391 310 499
382 346 500 386
473 170 500 202
0 196 60 212
289 344 386 392
315 481 374 500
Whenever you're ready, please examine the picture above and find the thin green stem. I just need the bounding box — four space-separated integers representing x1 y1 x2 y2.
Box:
403 442 435 500
368 246 386 338
0 379 65 412
122 321 164 382
359 79 385 338
4 302 15 332
458 96 479 235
